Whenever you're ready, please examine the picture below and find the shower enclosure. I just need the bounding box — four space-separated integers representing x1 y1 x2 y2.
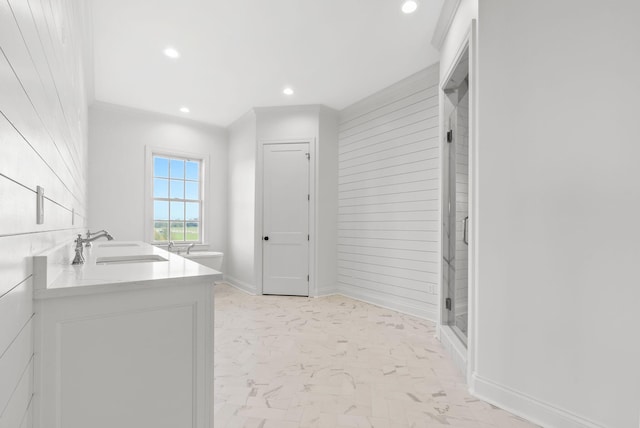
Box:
442 47 469 344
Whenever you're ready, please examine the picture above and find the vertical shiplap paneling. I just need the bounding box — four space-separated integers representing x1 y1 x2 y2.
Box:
0 0 90 424
337 65 440 320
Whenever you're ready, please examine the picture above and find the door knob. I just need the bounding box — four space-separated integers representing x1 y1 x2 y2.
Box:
263 236 269 241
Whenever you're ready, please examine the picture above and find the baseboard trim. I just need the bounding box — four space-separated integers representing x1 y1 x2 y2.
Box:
471 374 607 428
222 275 256 295
438 325 467 377
337 286 437 321
315 283 338 297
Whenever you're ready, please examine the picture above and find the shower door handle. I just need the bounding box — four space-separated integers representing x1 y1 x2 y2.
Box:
463 216 469 245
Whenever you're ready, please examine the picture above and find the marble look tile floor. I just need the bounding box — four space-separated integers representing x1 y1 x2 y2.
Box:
214 283 539 428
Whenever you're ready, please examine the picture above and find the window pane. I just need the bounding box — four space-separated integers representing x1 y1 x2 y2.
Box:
170 222 185 241
170 159 184 179
170 201 185 220
186 161 199 180
170 180 184 199
154 157 169 178
185 181 199 200
154 201 168 220
154 178 168 198
154 221 168 241
186 202 200 221
152 155 203 243
185 222 199 241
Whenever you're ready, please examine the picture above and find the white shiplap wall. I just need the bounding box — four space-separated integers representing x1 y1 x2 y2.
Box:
337 65 440 320
0 0 90 426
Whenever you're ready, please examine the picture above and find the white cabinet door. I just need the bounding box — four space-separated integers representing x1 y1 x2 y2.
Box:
262 143 309 296
34 283 213 428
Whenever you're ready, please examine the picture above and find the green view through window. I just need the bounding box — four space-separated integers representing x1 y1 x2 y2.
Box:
152 155 202 242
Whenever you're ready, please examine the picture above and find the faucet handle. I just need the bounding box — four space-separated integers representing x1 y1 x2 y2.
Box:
72 235 85 265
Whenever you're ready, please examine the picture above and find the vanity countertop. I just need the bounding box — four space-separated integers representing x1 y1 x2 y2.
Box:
33 241 221 299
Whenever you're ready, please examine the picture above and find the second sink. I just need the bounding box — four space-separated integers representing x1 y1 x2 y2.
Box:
96 255 168 265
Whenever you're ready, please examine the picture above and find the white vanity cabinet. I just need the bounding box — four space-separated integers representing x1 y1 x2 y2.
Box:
33 242 221 428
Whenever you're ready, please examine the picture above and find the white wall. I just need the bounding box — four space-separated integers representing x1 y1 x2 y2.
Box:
0 0 91 426
473 2 640 428
255 106 319 142
88 103 228 254
226 111 257 290
317 106 339 295
337 65 440 320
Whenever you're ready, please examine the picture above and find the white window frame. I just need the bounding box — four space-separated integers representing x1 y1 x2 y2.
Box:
144 146 209 245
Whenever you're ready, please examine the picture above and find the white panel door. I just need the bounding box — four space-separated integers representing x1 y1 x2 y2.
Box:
263 143 309 296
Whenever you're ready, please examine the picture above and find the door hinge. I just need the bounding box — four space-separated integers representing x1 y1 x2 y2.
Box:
446 130 453 143
445 297 452 310
307 274 309 282
305 152 310 160
307 194 310 201
307 234 309 241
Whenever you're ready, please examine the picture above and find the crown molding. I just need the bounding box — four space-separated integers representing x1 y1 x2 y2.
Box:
431 0 463 51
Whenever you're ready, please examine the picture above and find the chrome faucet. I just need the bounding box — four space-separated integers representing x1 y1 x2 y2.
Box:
72 231 114 265
85 230 110 247
166 241 195 254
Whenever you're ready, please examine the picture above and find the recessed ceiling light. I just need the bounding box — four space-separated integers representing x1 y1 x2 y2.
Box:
180 107 190 113
283 87 294 96
401 0 418 14
163 47 180 59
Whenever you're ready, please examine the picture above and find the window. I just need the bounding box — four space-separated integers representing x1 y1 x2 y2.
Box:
152 154 202 243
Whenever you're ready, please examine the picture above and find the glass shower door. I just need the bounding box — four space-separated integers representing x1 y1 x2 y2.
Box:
443 77 469 343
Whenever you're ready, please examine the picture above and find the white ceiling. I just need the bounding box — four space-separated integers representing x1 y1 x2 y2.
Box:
91 0 443 127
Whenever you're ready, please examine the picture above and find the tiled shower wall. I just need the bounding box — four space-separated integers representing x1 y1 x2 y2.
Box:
0 1 90 426
337 65 440 320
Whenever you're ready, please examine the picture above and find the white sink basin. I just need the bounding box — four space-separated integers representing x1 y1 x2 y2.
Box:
96 255 168 265
96 243 141 247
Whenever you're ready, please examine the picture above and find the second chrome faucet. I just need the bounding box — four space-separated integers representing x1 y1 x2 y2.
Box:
167 241 196 255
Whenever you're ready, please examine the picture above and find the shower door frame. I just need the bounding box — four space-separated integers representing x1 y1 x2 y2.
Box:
438 21 478 385
443 98 469 345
